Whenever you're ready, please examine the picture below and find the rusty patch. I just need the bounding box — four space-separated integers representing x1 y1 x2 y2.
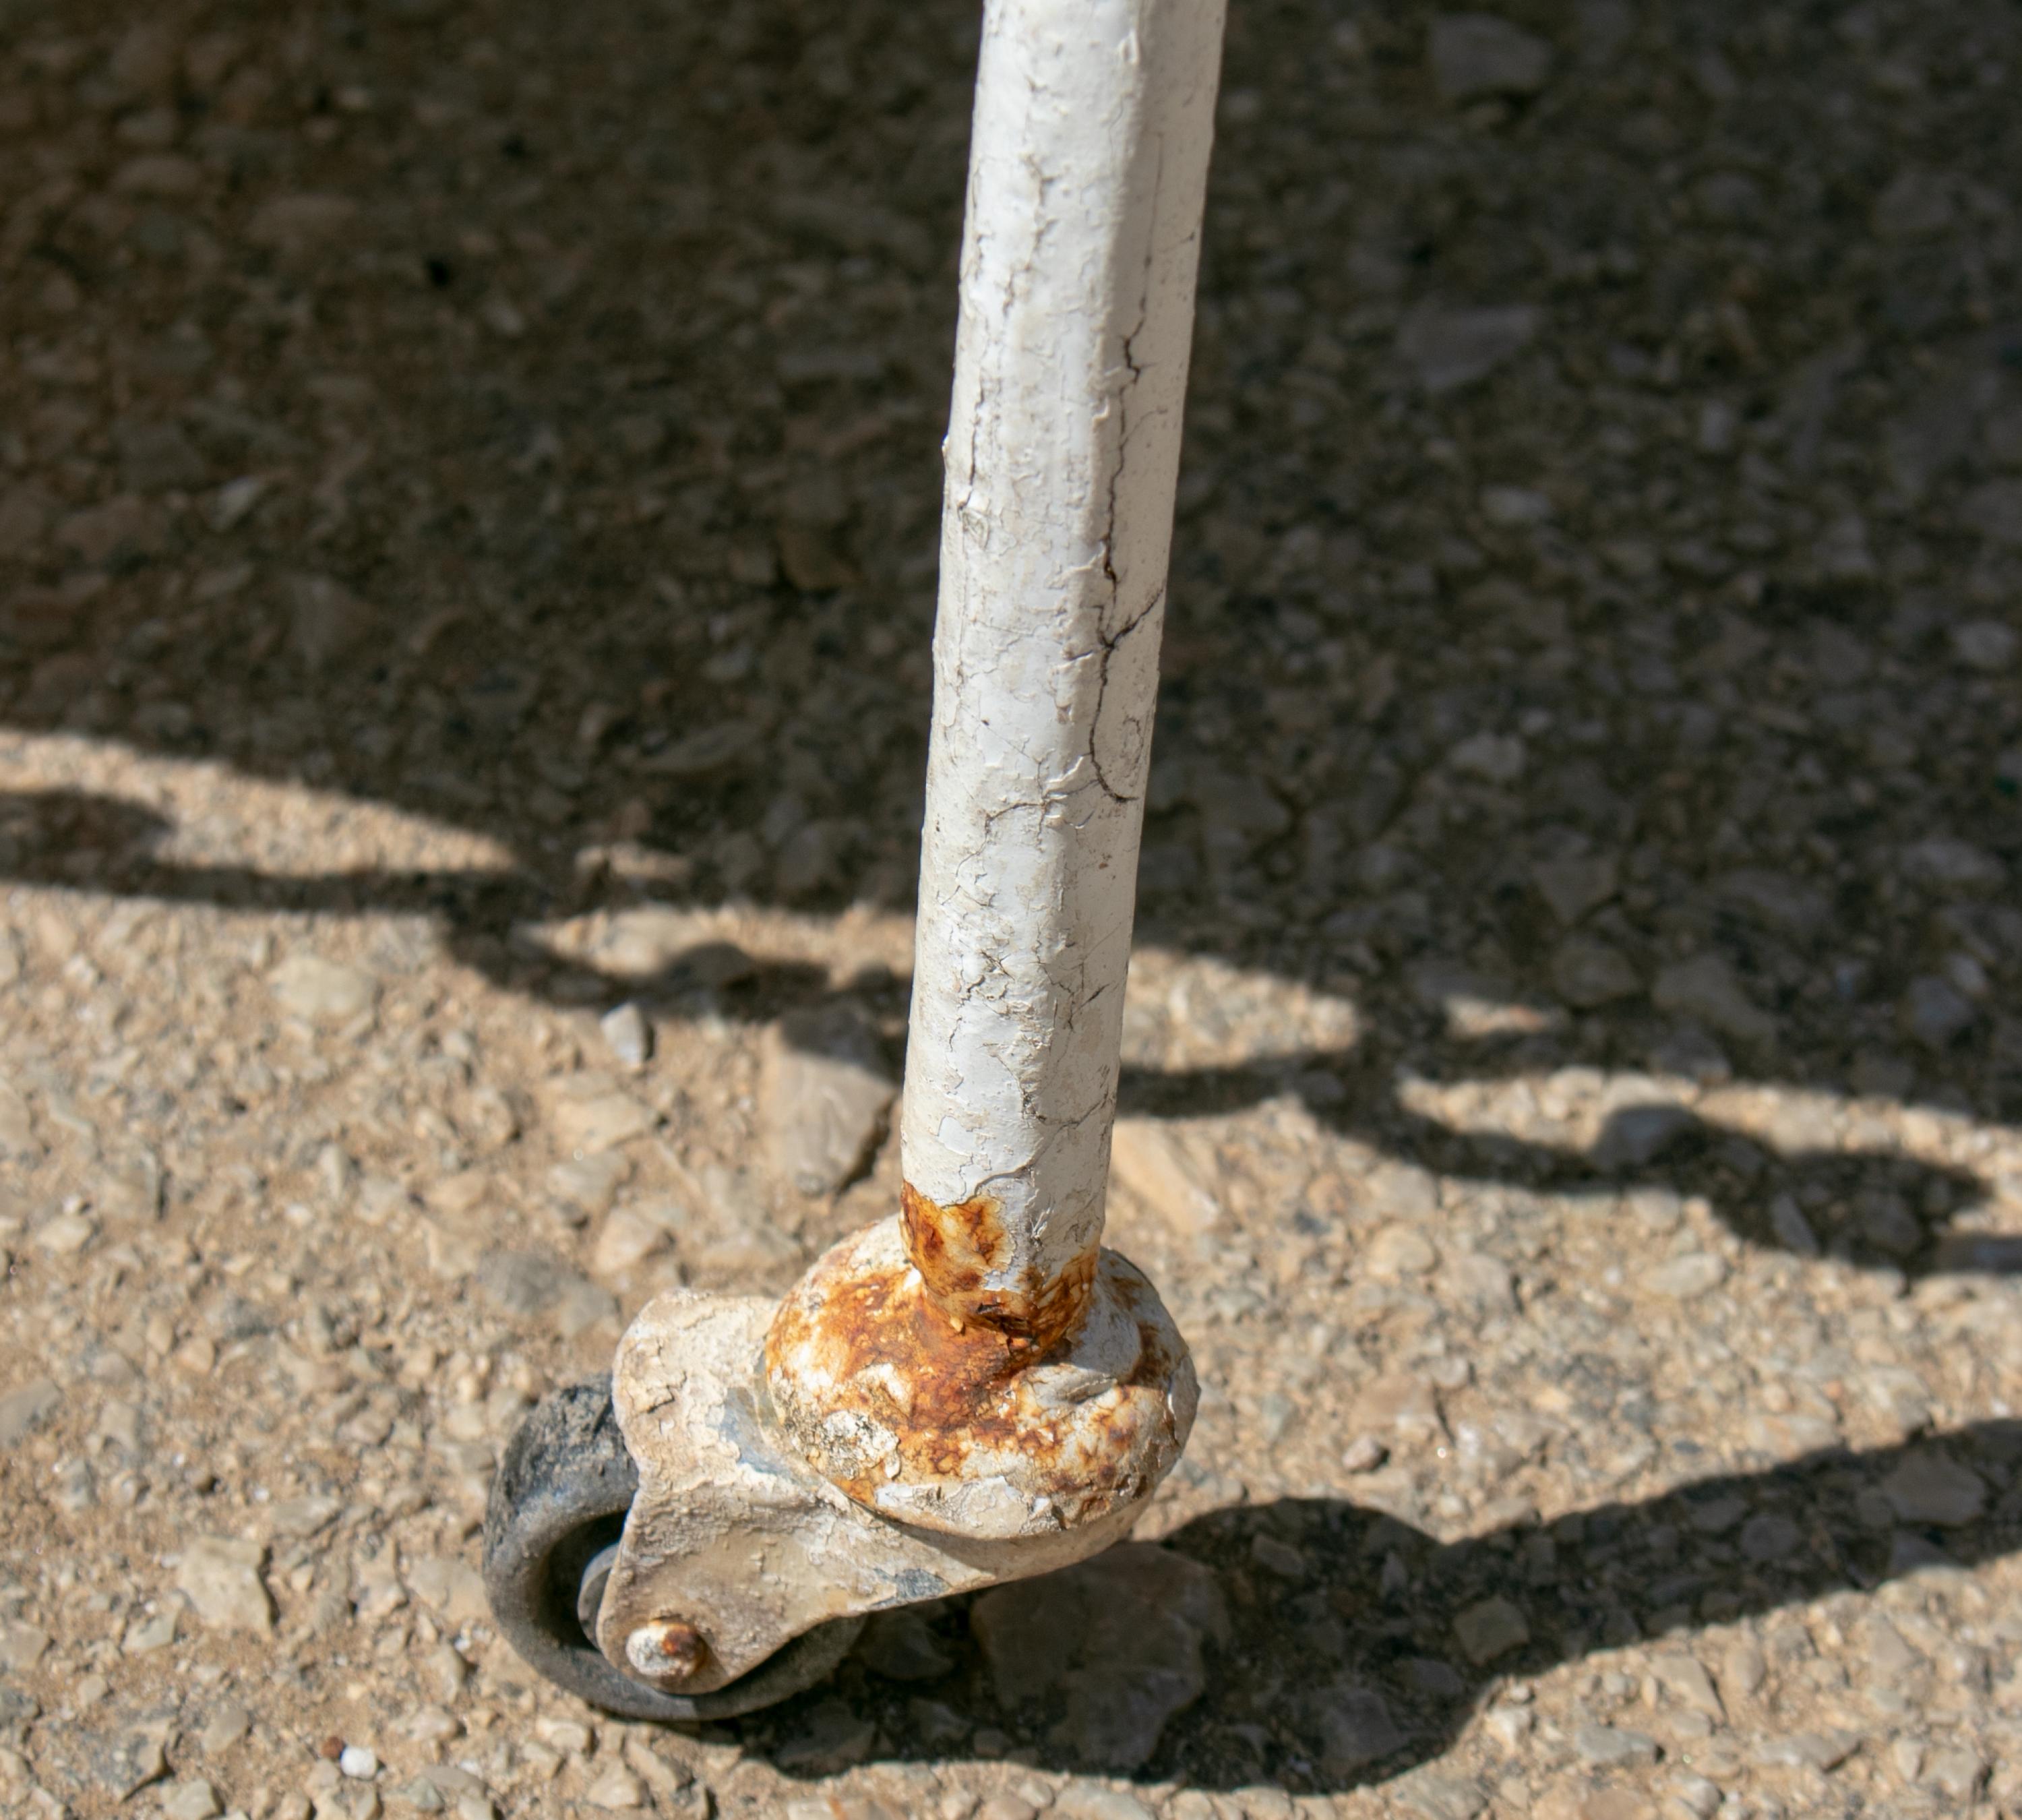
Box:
766 1217 1196 1538
767 1248 1040 1506
900 1180 1095 1350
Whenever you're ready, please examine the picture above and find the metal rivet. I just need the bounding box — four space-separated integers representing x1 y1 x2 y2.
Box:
625 1617 710 1685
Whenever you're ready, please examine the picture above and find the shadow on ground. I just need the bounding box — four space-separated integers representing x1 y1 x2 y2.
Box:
7 2 2022 1281
0 783 2015 1279
739 1422 2022 1794
7 0 2022 1801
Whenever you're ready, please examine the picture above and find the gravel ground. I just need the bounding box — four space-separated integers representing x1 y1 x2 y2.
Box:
3 1 2022 1817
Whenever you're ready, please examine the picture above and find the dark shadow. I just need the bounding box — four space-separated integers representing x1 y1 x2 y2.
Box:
3 784 2012 1275
1121 1047 2011 1277
1 1 2019 1288
745 1420 2022 1792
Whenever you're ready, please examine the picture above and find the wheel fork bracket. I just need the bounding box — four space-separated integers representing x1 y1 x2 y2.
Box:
590 1214 1197 1699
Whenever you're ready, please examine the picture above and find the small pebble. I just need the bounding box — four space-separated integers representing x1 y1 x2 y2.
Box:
599 1001 652 1069
161 1780 224 1820
1343 1434 1386 1477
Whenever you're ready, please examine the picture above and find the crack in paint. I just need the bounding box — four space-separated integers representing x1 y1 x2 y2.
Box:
901 5 1224 1315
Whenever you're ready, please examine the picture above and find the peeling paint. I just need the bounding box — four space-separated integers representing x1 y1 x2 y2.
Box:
766 1215 1195 1540
899 1179 1097 1346
899 0 1227 1320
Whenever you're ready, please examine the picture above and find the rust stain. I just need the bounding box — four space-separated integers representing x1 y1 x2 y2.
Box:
767 1246 1148 1517
627 1616 710 1686
770 1268 985 1505
774 1248 1030 1462
900 1180 1095 1349
767 1215 1194 1531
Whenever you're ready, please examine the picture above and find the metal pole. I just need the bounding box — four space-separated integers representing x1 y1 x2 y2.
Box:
900 0 1227 1349
492 0 1226 1714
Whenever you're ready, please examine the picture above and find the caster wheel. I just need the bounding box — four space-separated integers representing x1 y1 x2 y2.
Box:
483 1377 863 1720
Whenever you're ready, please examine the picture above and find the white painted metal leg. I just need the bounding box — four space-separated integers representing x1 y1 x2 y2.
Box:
900 0 1227 1341
510 0 1227 1712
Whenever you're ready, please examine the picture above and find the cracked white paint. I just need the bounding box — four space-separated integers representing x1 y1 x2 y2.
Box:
902 0 1227 1294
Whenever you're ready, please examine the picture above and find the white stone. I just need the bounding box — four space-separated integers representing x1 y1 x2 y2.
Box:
1397 303 1540 394
761 1006 895 1196
176 1536 273 1634
1341 1434 1388 1473
1479 485 1552 525
1532 852 1618 924
1055 1785 1155 1820
1552 936 1639 1007
1669 1775 1722 1820
1651 1654 1725 1720
1429 13 1554 102
404 1556 489 1625
197 1704 251 1754
599 1002 652 1070
1652 954 1775 1045
1108 1119 1221 1233
1901 975 1975 1051
1641 1252 1727 1300
584 1764 646 1810
1899 836 2003 889
1366 1224 1438 1279
547 1151 631 1221
161 1778 222 1820
123 1608 178 1654
1353 1373 1443 1442
1448 731 1527 782
1455 1596 1530 1664
1879 1450 1986 1526
1953 619 2017 671
0 1620 50 1670
246 192 359 249
268 954 377 1025
591 1202 676 1277
0 1378 60 1445
548 1081 658 1155
620 1738 692 1800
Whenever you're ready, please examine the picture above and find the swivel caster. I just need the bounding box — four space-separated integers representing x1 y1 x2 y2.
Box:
483 1257 1193 1722
483 0 1221 1723
483 1376 863 1720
